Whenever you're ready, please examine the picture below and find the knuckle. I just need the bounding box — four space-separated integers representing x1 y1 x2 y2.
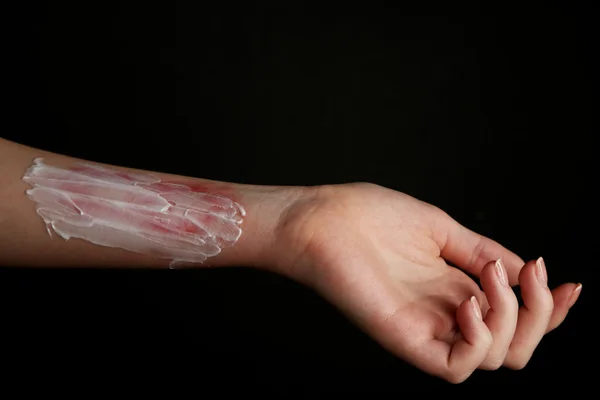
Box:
429 204 447 217
540 297 555 315
481 329 494 348
445 369 473 384
468 235 487 272
429 205 453 227
506 293 520 311
481 355 505 371
528 295 554 317
505 355 530 370
488 361 503 371
350 181 380 191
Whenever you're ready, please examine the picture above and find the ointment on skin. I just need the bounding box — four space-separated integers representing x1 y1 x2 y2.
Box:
22 158 246 267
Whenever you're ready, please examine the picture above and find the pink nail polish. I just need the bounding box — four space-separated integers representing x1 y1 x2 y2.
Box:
567 283 582 308
536 257 548 287
495 258 509 286
470 296 482 320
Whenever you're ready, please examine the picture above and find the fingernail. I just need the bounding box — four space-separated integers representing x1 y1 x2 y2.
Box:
470 296 482 320
567 283 582 308
536 257 548 287
495 258 509 286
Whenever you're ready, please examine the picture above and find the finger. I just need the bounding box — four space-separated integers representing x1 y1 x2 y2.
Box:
414 296 492 384
546 282 582 333
434 212 525 285
478 259 519 370
504 258 554 370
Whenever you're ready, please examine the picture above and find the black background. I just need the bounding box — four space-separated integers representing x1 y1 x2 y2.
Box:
1 1 597 392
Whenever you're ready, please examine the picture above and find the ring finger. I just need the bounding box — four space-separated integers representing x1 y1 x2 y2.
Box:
504 257 554 369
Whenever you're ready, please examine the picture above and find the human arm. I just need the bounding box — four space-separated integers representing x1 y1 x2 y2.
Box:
0 137 304 269
0 137 581 382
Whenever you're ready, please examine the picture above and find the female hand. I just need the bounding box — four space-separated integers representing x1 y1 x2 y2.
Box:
273 183 582 383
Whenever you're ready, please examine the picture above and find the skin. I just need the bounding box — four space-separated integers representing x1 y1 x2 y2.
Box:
0 137 582 383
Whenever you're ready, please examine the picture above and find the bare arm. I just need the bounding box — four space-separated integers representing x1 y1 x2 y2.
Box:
0 137 305 269
0 137 581 383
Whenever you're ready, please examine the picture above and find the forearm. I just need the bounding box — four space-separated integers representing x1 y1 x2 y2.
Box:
0 138 305 269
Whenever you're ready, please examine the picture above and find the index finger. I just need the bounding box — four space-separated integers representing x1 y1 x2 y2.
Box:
433 211 525 285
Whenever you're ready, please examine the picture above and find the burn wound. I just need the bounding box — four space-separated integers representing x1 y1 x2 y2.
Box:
23 158 245 267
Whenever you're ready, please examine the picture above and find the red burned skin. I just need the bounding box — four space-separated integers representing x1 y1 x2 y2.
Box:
160 178 244 203
24 158 245 266
71 164 241 201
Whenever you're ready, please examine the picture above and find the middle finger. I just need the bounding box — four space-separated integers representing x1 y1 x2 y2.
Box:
504 257 554 370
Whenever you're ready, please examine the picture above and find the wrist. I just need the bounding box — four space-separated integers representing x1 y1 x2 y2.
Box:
208 182 315 270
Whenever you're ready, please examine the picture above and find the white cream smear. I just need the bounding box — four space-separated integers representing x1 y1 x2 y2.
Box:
23 158 246 267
